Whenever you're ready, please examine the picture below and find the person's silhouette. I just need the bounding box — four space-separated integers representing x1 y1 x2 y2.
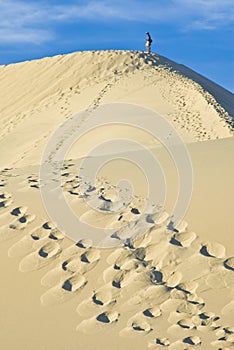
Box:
145 32 152 53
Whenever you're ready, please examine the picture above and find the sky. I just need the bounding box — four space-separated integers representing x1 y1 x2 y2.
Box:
0 0 233 92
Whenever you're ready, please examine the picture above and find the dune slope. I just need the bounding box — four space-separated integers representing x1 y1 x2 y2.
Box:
0 50 233 168
0 50 234 350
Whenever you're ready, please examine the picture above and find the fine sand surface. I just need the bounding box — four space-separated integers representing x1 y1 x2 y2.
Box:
0 50 234 350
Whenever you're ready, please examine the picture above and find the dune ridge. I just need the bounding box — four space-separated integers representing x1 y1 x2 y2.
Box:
0 50 233 168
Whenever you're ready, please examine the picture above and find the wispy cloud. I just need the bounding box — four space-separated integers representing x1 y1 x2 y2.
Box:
0 28 53 45
175 0 234 30
0 0 53 44
0 0 233 44
53 0 234 26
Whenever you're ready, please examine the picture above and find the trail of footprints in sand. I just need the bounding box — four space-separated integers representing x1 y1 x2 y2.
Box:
0 203 36 241
1 166 234 349
75 225 234 348
139 56 231 142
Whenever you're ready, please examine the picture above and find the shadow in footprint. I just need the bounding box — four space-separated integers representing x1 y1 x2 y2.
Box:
114 264 120 270
19 216 27 223
92 294 103 306
199 313 209 320
62 279 72 292
150 269 163 284
38 248 48 258
145 215 154 224
43 222 53 230
200 246 212 257
31 233 39 240
96 313 109 323
131 208 140 215
112 280 121 289
11 207 21 216
132 324 145 331
49 233 59 240
183 336 201 346
80 253 90 263
156 338 168 346
170 237 182 247
30 184 39 189
183 337 194 345
143 309 154 318
62 261 68 271
224 259 234 271
167 221 179 232
76 241 85 248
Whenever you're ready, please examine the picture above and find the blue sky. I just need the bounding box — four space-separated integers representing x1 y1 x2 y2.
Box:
0 0 233 92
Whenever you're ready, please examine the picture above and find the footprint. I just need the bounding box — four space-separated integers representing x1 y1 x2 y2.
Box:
0 192 13 210
175 300 200 316
200 242 226 258
9 213 35 230
143 306 161 318
0 198 13 209
41 273 87 305
8 225 63 258
96 310 119 324
111 267 144 289
42 221 56 230
27 175 40 189
62 274 87 292
77 285 117 318
92 288 116 307
77 310 119 334
41 264 72 288
170 231 197 247
177 318 195 330
155 337 170 346
176 281 198 295
0 179 6 187
120 313 152 336
148 338 171 348
80 249 100 264
61 239 93 260
19 241 61 272
61 253 99 275
42 247 100 289
224 257 234 271
10 206 28 217
0 206 35 241
183 336 202 346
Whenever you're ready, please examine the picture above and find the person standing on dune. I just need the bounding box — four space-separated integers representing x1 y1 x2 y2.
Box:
145 32 153 53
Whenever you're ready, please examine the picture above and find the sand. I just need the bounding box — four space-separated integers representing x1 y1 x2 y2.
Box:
0 50 234 350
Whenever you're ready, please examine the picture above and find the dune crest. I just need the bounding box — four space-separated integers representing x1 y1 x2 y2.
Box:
0 50 233 168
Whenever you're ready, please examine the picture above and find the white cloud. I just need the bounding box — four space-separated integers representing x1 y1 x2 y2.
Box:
54 0 234 26
0 0 53 44
175 0 234 30
0 28 53 45
0 0 233 44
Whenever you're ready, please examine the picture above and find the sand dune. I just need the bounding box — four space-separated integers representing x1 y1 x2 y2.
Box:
0 50 233 169
0 50 234 349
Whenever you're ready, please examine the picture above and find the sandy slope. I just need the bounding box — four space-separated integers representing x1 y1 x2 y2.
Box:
0 50 233 168
0 50 234 350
